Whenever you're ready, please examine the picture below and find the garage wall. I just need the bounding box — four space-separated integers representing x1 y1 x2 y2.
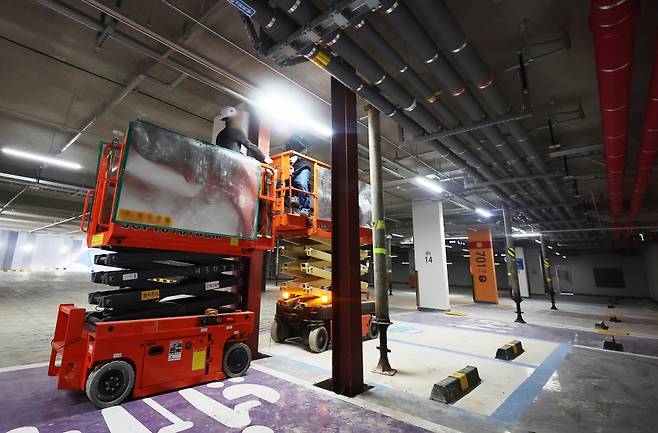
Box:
525 246 546 295
551 253 650 298
0 229 85 270
644 245 658 301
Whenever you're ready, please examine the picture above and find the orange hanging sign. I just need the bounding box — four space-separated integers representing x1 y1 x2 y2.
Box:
468 228 499 303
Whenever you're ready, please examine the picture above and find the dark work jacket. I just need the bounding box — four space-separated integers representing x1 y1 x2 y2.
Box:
285 137 311 174
215 126 266 163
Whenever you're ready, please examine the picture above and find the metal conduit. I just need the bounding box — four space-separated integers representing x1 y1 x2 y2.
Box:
410 0 580 224
245 0 542 213
375 0 561 216
267 0 543 214
377 0 572 231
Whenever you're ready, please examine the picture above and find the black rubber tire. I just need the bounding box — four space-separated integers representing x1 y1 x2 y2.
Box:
222 342 252 377
270 318 289 343
367 317 379 340
85 360 135 408
308 326 329 353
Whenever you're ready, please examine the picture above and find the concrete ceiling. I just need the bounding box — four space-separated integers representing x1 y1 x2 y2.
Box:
0 0 656 248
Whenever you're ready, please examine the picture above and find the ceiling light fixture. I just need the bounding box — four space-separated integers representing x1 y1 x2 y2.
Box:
414 176 444 194
255 91 332 137
391 233 404 238
512 232 542 238
475 208 493 218
2 148 82 170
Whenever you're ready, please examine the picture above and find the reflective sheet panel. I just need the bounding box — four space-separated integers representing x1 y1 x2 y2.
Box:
316 165 372 228
114 121 262 239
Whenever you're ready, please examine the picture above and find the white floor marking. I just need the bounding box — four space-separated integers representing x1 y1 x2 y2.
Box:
142 398 193 433
249 363 461 433
0 362 48 373
228 377 245 383
178 388 259 429
223 384 281 403
207 381 225 388
242 426 274 433
101 406 151 433
6 428 39 433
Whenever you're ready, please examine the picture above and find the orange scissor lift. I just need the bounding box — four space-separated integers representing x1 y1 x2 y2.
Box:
48 121 276 408
268 151 377 353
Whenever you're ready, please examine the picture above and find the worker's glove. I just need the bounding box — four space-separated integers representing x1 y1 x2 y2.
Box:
265 156 273 164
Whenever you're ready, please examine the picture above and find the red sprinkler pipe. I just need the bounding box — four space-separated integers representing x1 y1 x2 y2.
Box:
589 0 637 233
628 35 658 229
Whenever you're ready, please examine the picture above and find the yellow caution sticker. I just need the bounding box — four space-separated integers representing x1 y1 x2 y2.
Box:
543 258 550 268
373 247 387 255
597 329 629 336
507 247 516 258
446 311 467 316
140 289 160 301
309 49 331 68
117 208 173 227
230 238 239 246
91 233 105 247
372 220 386 230
451 372 469 392
192 350 206 371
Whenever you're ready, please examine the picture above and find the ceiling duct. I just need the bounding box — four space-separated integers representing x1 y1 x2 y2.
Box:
588 0 637 226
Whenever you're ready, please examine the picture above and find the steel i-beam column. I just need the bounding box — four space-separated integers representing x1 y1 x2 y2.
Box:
540 235 558 310
502 204 526 323
241 108 271 357
330 77 365 396
242 251 265 357
367 105 397 376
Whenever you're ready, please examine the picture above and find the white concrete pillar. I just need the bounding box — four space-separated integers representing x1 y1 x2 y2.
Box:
412 200 450 310
516 246 530 298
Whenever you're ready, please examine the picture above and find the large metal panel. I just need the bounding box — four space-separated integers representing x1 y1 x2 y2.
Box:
317 166 372 228
114 121 262 239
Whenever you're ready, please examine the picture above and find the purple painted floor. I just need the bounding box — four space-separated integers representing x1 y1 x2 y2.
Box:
399 311 658 357
1 366 431 433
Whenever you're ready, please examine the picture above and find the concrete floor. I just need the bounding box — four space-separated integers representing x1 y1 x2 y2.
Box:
1 272 658 432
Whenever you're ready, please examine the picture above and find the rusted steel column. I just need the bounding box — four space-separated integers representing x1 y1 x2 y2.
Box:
242 251 265 357
367 105 396 376
540 235 558 310
502 204 525 324
330 77 365 397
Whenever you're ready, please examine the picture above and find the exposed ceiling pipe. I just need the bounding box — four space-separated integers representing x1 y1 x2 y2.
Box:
588 0 637 228
235 0 540 213
393 0 581 231
268 0 530 206
30 0 477 212
628 34 658 231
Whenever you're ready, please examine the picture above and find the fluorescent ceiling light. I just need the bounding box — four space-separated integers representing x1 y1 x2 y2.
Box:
462 249 468 252
463 254 470 258
562 255 566 259
2 148 82 170
475 208 493 218
534 239 542 244
445 244 452 248
390 255 398 258
401 261 409 265
512 233 541 238
548 245 554 249
414 176 444 194
391 233 404 238
255 92 331 137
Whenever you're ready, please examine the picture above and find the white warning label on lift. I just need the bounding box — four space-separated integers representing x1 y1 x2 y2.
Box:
205 281 220 290
168 340 183 361
123 272 138 281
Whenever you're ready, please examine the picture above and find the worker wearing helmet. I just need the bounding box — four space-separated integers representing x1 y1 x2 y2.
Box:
285 134 312 216
215 106 272 164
